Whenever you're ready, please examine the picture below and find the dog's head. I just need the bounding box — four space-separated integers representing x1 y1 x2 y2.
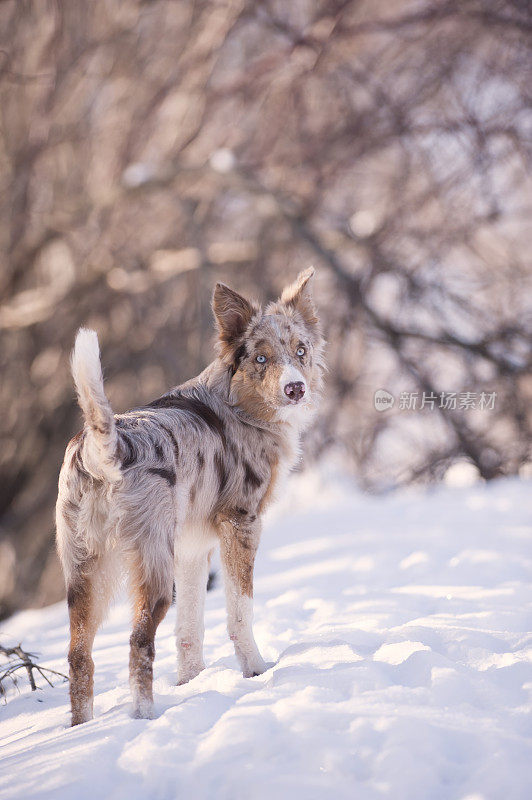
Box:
212 268 324 427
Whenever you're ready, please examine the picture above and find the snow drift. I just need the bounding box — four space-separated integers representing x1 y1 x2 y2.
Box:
1 473 531 800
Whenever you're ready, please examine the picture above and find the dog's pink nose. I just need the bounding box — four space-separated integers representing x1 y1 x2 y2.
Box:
284 381 305 402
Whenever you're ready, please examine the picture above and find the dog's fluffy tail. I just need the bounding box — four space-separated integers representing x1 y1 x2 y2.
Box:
71 328 121 483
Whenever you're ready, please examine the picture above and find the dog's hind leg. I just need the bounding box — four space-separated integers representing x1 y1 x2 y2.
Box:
219 521 267 678
127 552 173 719
67 554 116 726
174 546 212 685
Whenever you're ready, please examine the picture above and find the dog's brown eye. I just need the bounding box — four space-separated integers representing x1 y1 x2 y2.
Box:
256 354 267 364
296 346 305 357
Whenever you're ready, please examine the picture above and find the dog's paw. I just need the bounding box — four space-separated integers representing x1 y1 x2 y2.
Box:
131 700 155 720
243 658 268 678
71 713 92 727
71 701 93 726
176 664 205 686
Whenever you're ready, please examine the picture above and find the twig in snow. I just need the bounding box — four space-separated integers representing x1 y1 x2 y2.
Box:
0 643 68 700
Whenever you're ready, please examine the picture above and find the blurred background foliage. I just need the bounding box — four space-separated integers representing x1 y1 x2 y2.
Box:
1 0 531 618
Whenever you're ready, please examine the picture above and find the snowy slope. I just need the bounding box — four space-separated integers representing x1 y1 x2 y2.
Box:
1 473 531 800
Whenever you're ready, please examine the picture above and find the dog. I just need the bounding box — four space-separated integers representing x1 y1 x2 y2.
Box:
55 268 324 725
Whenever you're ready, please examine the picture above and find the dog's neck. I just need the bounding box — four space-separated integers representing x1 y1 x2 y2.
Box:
195 358 313 438
189 358 233 400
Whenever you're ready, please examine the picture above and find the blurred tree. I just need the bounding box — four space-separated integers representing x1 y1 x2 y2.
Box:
1 0 531 617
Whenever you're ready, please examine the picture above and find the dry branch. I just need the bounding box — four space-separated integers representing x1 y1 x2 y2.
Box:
0 643 68 698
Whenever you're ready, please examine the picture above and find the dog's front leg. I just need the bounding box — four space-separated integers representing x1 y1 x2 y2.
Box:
175 548 210 685
219 521 267 678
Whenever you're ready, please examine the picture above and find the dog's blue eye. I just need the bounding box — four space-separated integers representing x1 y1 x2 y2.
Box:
296 346 306 357
256 355 266 364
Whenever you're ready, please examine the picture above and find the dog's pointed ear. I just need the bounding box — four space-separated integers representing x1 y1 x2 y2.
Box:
212 283 257 351
280 267 318 327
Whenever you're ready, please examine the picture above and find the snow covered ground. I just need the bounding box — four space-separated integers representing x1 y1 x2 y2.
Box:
1 472 531 800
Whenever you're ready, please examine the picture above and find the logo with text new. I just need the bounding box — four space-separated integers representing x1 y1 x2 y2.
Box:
374 389 395 411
